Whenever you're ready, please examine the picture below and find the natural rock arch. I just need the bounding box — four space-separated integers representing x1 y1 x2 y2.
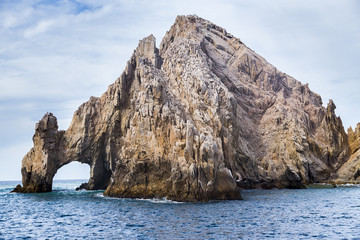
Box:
15 113 112 193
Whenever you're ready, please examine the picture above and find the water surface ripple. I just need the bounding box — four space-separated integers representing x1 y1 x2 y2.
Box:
1 180 360 239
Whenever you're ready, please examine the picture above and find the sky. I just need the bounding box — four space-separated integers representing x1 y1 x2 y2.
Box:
0 0 359 181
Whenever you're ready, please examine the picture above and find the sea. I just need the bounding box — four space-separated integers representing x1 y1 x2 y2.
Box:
0 180 360 239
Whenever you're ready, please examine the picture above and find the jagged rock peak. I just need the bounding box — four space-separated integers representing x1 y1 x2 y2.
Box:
13 15 358 201
135 34 161 69
327 99 336 112
36 112 58 132
160 15 240 55
164 15 235 40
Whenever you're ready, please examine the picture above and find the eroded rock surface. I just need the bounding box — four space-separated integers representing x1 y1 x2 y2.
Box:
336 123 360 184
13 15 359 201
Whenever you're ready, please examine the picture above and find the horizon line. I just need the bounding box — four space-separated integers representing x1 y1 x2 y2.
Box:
0 178 89 182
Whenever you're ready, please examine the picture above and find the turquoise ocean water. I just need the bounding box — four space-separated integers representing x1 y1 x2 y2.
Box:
1 180 360 239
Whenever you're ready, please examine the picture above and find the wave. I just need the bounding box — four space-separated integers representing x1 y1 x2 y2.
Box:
336 184 360 188
96 193 184 204
136 197 184 204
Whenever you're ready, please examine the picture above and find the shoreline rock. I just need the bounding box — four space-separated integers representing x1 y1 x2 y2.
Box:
76 182 89 191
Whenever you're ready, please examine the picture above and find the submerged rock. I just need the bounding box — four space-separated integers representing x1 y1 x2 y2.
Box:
11 184 24 193
13 15 359 201
76 182 89 191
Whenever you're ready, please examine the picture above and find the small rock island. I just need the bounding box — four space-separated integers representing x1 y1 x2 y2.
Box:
13 15 360 201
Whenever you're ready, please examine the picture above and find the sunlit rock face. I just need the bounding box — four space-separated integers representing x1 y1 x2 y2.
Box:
14 15 356 201
336 123 360 184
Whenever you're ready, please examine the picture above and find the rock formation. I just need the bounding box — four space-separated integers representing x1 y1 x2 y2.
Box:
13 15 359 201
347 123 360 155
335 123 360 184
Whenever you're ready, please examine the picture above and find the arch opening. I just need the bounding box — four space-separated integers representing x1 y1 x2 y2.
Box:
53 161 91 190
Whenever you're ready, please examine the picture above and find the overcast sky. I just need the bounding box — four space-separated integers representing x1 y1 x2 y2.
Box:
1 0 359 181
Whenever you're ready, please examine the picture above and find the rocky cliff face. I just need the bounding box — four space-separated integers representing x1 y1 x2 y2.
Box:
13 15 358 201
335 124 360 184
347 124 360 155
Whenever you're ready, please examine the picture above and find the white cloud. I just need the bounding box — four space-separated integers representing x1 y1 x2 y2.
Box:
0 3 34 29
73 3 114 21
2 14 18 29
24 19 54 38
